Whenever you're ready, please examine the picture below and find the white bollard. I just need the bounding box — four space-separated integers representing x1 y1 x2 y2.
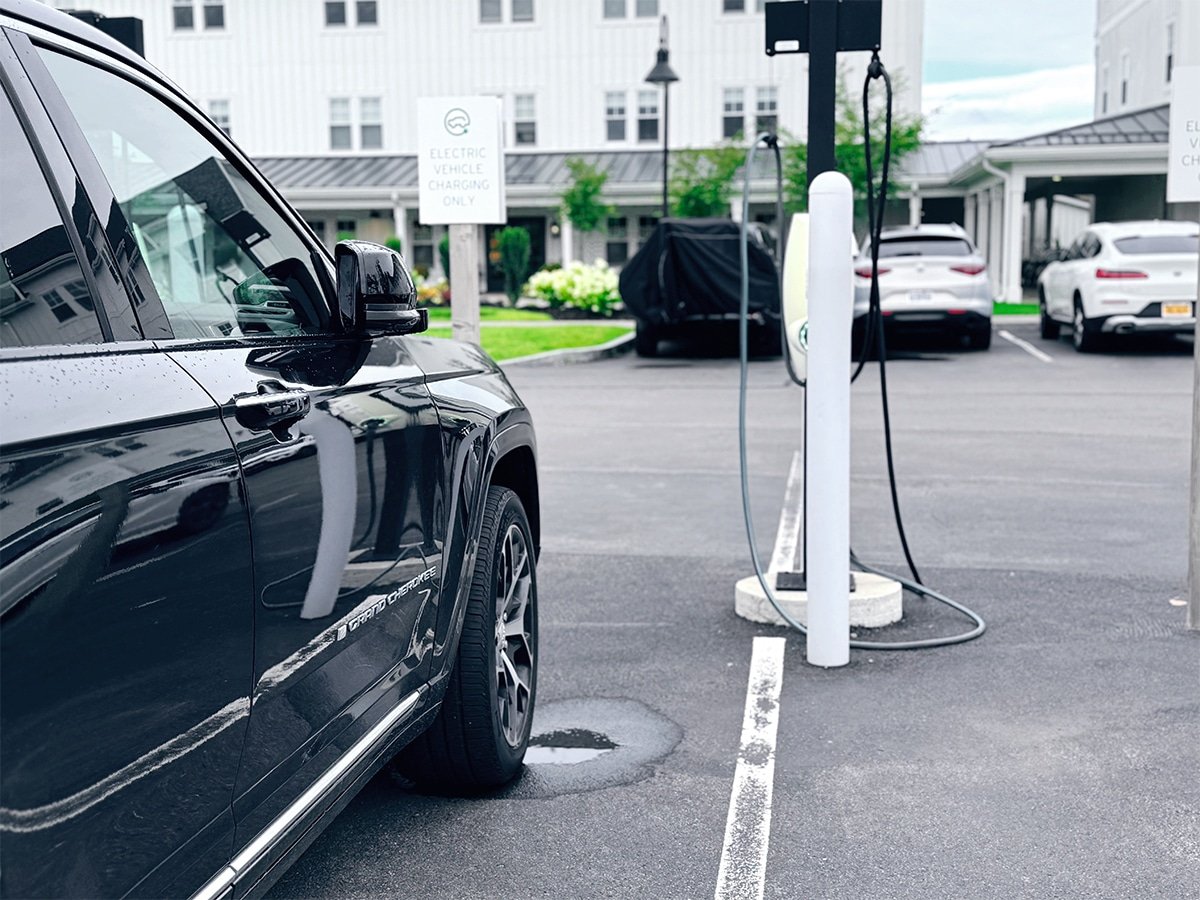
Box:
804 172 853 668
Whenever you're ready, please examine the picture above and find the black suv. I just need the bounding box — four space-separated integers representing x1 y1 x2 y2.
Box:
0 3 539 897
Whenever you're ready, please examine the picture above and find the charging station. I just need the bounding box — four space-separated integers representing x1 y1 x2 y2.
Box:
732 0 986 664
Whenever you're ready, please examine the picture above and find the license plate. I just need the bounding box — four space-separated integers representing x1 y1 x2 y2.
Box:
907 290 932 302
1163 302 1193 318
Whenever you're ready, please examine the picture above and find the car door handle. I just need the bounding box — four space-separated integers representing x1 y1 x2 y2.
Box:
234 381 311 438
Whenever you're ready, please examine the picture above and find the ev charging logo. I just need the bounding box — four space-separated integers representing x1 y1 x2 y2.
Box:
444 108 470 136
797 320 809 352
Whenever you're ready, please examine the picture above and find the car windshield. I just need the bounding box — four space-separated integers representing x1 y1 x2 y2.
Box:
1112 234 1199 255
875 237 974 258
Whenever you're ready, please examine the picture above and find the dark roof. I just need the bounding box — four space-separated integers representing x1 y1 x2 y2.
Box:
995 104 1170 148
256 148 784 191
894 140 991 181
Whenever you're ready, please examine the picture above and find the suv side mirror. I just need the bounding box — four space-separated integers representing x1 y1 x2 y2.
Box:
335 240 428 336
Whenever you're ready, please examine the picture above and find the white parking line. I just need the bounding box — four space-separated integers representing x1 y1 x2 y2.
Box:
769 451 804 576
715 637 786 900
998 329 1055 363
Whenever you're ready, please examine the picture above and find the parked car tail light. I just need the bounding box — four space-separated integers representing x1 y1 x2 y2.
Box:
854 265 890 278
1095 268 1148 279
950 264 986 276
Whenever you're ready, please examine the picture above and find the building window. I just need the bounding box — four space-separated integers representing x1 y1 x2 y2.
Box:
606 216 629 265
330 97 352 149
45 290 78 323
336 219 357 239
605 91 626 141
636 0 658 15
724 0 746 11
360 96 382 149
604 0 625 17
325 1 346 25
1166 23 1174 83
208 98 231 136
723 88 745 139
637 90 659 142
480 0 502 22
513 0 534 22
357 1 377 25
514 93 536 145
756 86 778 133
1120 53 1129 106
306 219 328 244
202 2 224 29
413 223 435 271
1101 64 1109 114
173 0 194 29
637 215 659 242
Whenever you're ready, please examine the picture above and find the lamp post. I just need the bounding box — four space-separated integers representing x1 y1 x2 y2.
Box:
644 15 679 220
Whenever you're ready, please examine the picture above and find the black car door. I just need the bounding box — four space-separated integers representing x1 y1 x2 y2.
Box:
0 40 253 900
27 41 447 862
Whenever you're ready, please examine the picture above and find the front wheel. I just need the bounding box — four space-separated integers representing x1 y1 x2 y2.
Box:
1072 299 1103 353
634 322 659 357
396 486 537 792
1039 290 1060 340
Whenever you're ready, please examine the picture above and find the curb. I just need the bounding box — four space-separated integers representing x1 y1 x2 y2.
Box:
500 331 635 367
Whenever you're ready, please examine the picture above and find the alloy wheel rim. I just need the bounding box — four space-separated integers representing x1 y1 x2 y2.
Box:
494 522 534 747
1073 307 1084 345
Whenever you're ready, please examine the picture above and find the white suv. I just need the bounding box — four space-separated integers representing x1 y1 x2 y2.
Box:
854 224 993 350
1037 220 1199 352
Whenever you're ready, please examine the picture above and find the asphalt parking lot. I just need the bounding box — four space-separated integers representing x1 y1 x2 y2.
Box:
270 322 1198 899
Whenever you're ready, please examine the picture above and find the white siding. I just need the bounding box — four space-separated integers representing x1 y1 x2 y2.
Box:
44 0 923 157
1094 0 1197 117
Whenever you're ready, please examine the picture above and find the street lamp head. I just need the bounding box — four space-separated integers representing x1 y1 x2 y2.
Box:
644 15 679 85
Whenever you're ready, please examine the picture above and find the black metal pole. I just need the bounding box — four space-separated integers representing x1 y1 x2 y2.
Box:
662 84 670 218
806 0 838 186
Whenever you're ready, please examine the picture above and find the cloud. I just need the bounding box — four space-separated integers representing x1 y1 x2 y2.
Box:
922 64 1095 142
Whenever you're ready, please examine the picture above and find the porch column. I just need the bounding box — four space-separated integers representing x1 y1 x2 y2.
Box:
1003 172 1026 303
964 193 977 243
1044 195 1055 251
988 185 1003 299
390 195 409 261
560 218 576 265
908 189 922 227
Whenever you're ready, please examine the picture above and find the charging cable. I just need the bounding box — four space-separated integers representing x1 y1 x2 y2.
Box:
737 54 986 651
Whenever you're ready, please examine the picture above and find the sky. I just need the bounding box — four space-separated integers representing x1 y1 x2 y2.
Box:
921 0 1097 141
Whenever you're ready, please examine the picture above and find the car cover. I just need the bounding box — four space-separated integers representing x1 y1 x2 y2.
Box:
618 218 780 326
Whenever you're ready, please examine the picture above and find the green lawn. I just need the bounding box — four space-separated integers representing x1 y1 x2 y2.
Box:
425 324 631 361
994 301 1039 316
422 306 551 322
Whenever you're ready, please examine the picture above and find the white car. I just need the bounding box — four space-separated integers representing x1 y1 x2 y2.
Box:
1037 220 1199 352
854 224 993 350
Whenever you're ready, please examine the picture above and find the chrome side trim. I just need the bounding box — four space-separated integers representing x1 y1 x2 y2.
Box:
190 688 424 900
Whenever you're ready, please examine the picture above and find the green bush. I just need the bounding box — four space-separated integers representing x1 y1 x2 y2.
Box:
525 260 621 317
385 236 403 253
496 226 531 305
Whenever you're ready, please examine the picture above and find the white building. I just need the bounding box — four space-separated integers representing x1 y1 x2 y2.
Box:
45 0 924 283
1094 0 1196 118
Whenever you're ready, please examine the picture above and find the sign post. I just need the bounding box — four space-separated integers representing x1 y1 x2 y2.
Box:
417 96 507 345
1166 66 1200 631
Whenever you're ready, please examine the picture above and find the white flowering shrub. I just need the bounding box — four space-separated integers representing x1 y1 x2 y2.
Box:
525 259 622 317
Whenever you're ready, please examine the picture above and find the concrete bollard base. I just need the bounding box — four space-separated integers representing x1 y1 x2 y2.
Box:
734 571 903 629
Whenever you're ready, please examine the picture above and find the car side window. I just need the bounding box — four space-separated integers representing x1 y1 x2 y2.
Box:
0 86 105 349
38 49 330 341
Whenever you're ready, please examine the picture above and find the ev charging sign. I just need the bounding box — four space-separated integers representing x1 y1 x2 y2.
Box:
417 96 507 225
1167 66 1200 203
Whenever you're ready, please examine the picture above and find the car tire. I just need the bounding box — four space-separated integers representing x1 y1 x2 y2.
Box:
634 322 659 357
395 486 537 793
967 325 992 350
1038 289 1059 340
1072 296 1103 353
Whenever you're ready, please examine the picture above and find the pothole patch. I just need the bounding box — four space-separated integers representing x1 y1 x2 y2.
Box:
509 697 682 799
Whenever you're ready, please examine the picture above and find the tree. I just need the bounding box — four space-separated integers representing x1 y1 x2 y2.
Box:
559 158 612 260
783 72 923 221
496 226 531 305
438 233 450 279
668 143 746 217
